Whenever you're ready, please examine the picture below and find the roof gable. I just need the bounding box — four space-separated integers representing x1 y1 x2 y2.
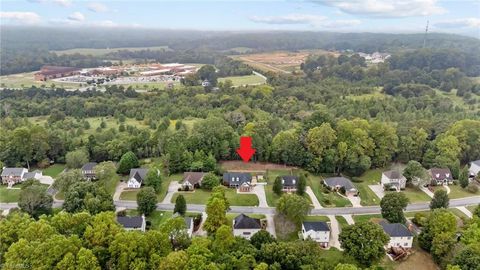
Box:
380 222 412 237
183 172 206 185
233 214 261 229
303 221 330 232
1 168 27 177
223 172 252 185
281 175 298 187
429 168 453 180
129 168 149 182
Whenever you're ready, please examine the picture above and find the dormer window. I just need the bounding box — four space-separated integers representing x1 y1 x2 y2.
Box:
436 174 440 178
292 180 296 184
446 174 450 178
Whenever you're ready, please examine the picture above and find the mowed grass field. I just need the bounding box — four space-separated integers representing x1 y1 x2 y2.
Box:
53 46 171 56
218 74 266 87
170 188 259 206
0 72 81 89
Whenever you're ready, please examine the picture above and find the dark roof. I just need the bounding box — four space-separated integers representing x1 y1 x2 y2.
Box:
471 160 480 166
184 217 193 229
281 175 298 187
380 222 412 237
129 168 149 182
429 168 453 181
24 171 41 179
324 177 356 191
183 172 206 185
383 170 404 179
1 168 26 177
223 172 252 185
302 221 330 232
233 214 261 229
81 162 97 171
117 216 143 228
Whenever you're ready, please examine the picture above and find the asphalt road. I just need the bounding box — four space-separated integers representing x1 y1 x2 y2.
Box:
3 196 478 216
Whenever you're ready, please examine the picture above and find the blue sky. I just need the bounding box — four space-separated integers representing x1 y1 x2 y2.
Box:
1 0 479 37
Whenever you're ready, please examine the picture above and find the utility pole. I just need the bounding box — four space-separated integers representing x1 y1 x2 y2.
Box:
423 20 429 48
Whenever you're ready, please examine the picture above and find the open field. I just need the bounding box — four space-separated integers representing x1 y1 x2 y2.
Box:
171 188 259 206
379 248 438 270
218 74 266 87
231 49 336 74
220 161 296 172
0 72 82 89
385 186 431 203
53 46 171 56
37 164 65 178
0 185 22 203
355 168 382 206
304 215 329 222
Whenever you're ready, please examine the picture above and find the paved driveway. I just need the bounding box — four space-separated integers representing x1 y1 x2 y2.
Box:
253 185 268 207
306 186 323 209
327 215 342 249
162 182 181 204
38 175 54 185
347 195 362 207
342 214 355 225
113 182 127 201
368 184 385 199
265 214 276 237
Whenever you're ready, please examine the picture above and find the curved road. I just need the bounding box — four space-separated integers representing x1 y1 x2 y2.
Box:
2 196 479 215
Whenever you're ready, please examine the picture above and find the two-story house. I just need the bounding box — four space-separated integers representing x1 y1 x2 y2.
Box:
81 162 98 180
280 175 298 192
301 221 330 248
380 221 413 249
232 213 262 239
381 170 406 191
428 168 453 186
223 172 253 192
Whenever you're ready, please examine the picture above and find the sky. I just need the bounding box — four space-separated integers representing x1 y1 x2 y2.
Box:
0 0 479 37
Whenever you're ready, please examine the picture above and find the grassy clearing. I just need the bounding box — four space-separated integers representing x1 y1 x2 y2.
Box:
218 74 266 87
0 185 22 203
319 248 358 267
405 210 432 219
0 72 81 89
352 214 383 224
170 188 259 206
355 168 383 206
378 247 438 270
274 214 299 241
40 164 66 178
53 46 171 56
304 215 329 222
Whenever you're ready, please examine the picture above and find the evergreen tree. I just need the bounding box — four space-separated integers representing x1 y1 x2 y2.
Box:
117 151 139 174
174 195 187 216
430 189 450 210
458 165 469 188
296 174 307 196
273 176 283 195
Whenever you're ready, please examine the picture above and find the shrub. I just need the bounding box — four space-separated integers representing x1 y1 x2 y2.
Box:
466 183 479 193
412 212 429 227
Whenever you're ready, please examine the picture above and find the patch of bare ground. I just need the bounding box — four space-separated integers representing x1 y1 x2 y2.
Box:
220 160 297 172
393 249 439 270
273 214 299 241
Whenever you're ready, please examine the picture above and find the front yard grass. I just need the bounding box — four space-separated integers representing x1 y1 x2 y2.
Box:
307 174 352 207
0 185 21 202
352 214 382 223
304 215 329 222
40 164 66 177
467 204 478 213
264 169 295 207
355 168 383 206
432 185 478 199
335 216 349 230
171 188 259 206
385 187 431 203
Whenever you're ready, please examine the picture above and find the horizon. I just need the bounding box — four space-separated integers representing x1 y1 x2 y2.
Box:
1 0 479 38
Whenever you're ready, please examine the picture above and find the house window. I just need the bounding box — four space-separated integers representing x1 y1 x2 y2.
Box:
404 243 408 246
243 232 251 235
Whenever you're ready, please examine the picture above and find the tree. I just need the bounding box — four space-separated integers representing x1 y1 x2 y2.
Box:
250 230 276 249
63 181 114 214
174 195 186 216
144 167 162 193
0 212 33 254
474 204 480 218
403 160 427 186
117 151 139 174
160 216 190 250
418 209 457 257
197 65 218 86
203 187 229 235
273 176 283 195
53 169 83 193
18 180 53 218
212 225 235 252
339 222 389 266
459 165 469 188
452 244 480 270
158 250 188 270
276 194 311 224
430 189 450 210
335 264 358 270
296 174 307 196
65 149 89 169
201 172 220 190
137 187 158 216
380 192 409 223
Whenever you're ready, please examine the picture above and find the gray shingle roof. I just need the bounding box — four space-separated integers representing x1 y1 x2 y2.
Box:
223 172 252 185
129 168 149 182
281 175 298 187
380 222 412 237
324 177 356 191
81 162 97 171
117 216 143 228
233 214 261 229
1 168 26 177
303 221 330 232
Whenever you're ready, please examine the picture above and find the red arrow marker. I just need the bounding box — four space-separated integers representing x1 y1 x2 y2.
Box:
236 136 256 163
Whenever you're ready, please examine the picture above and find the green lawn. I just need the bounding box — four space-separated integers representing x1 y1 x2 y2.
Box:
126 210 173 230
467 204 478 213
40 164 66 177
218 74 266 87
352 214 383 224
447 185 479 199
405 210 432 219
355 168 383 206
304 215 329 222
335 216 349 230
264 169 295 207
0 185 22 203
385 187 431 203
171 188 259 206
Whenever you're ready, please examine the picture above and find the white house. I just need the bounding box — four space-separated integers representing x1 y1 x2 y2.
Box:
469 160 480 178
1 168 42 187
117 215 146 232
127 168 149 189
380 221 413 249
301 221 330 248
232 214 262 239
381 170 406 191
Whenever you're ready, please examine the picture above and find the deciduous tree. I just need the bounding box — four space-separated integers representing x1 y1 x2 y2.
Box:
430 189 449 210
174 195 186 216
380 192 409 223
117 151 139 174
137 187 158 216
276 194 311 224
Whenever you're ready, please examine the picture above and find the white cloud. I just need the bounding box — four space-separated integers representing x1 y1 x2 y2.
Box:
434 18 480 28
67 12 85 22
312 0 446 17
88 2 109 13
28 0 72 7
0 11 41 24
250 14 360 28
